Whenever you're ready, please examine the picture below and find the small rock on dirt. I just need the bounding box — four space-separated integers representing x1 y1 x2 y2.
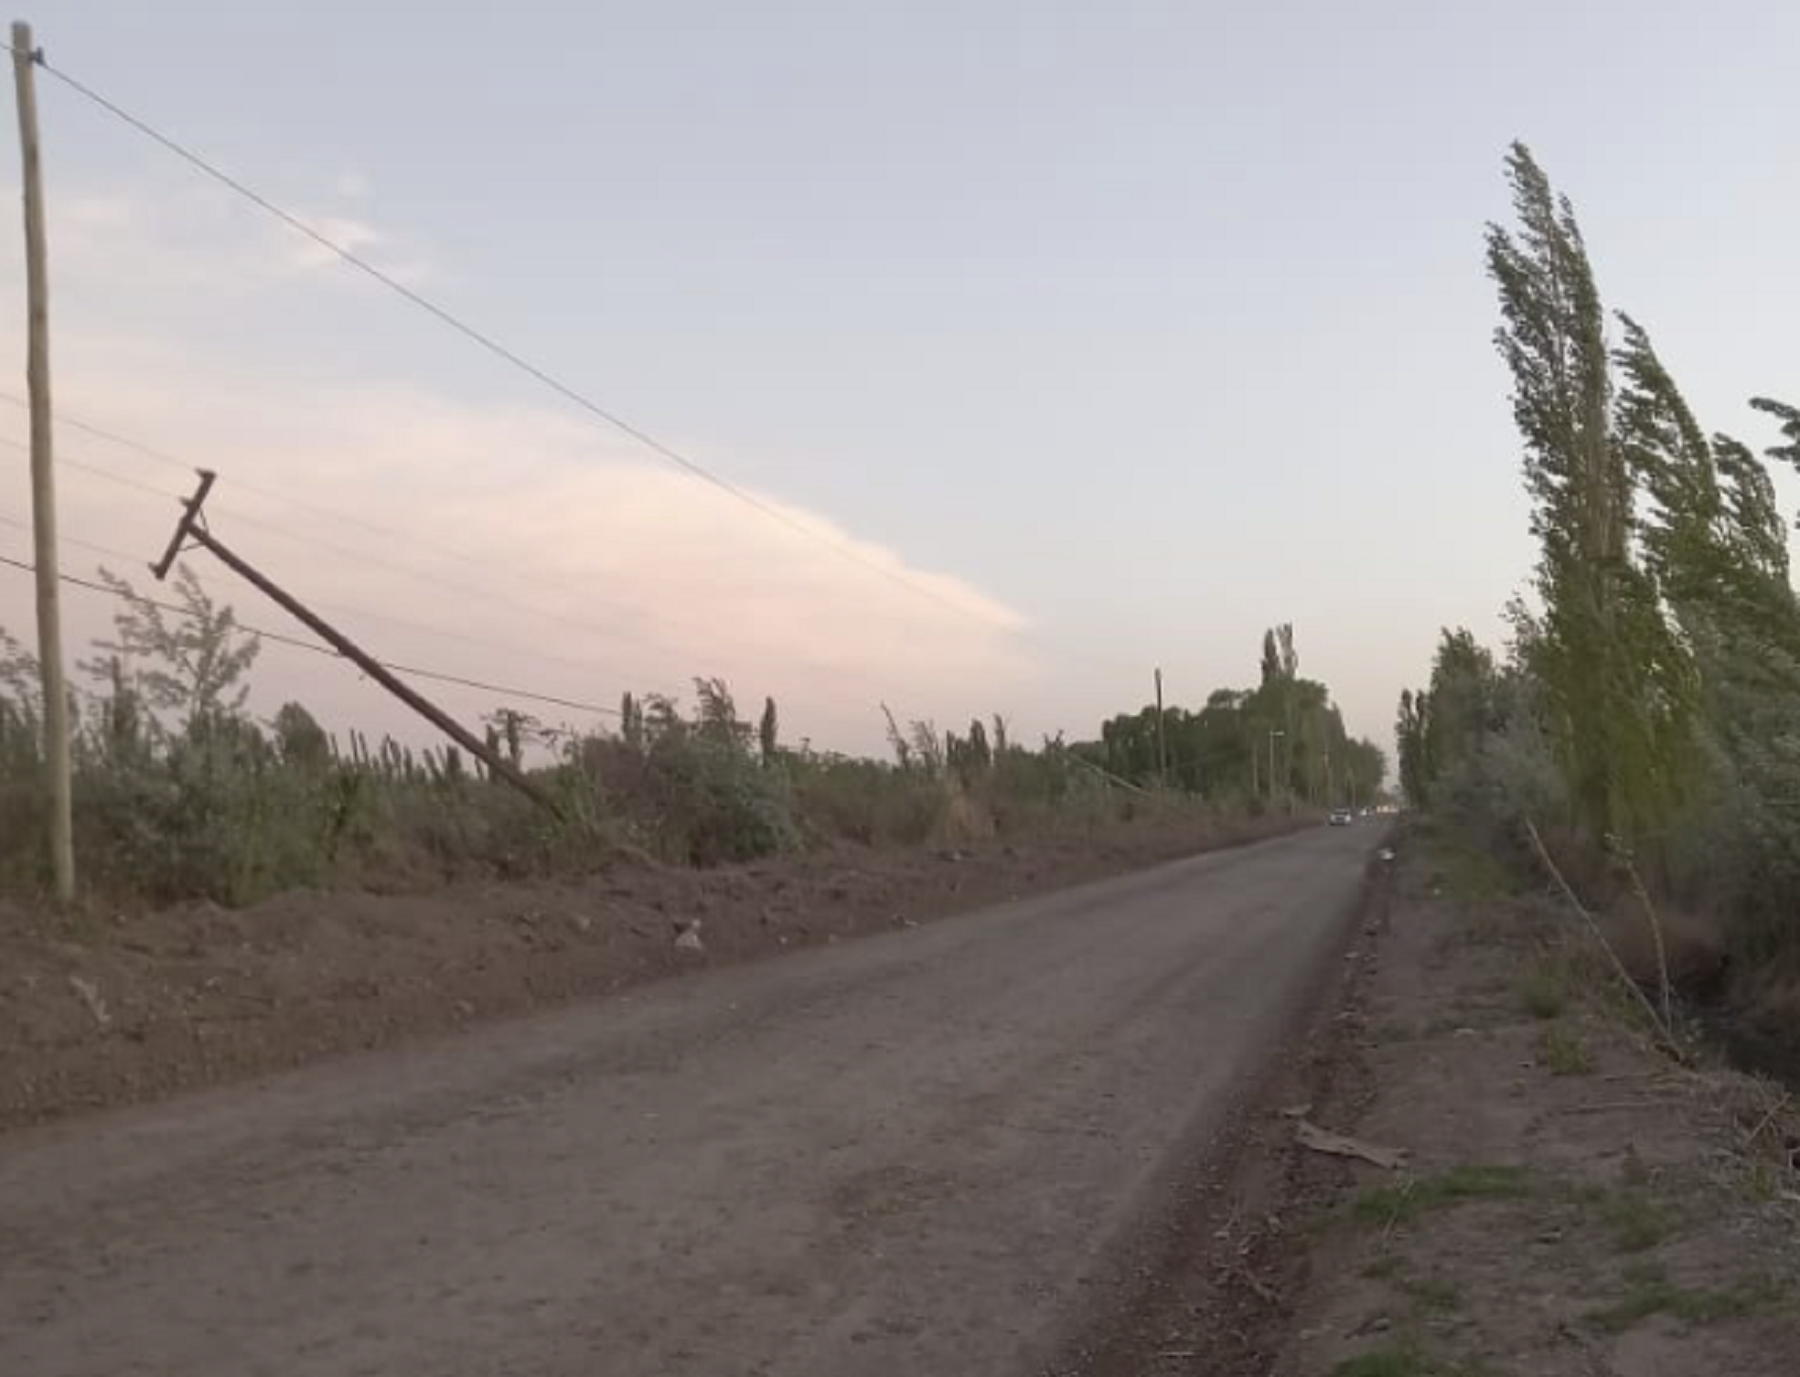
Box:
673 921 705 955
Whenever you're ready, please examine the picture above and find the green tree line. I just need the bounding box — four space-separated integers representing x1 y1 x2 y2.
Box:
1076 623 1387 809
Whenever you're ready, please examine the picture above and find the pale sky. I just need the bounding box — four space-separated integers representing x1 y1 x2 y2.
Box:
2 1 1796 758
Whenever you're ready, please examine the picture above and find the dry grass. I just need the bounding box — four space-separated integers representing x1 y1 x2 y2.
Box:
1533 1023 1595 1075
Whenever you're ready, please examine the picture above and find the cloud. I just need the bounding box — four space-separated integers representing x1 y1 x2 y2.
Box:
281 212 431 284
334 169 373 199
0 182 1036 754
60 193 140 233
2 180 432 295
10 382 1039 753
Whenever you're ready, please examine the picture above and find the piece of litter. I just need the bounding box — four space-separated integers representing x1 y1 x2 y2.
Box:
67 974 110 1030
1294 1119 1408 1170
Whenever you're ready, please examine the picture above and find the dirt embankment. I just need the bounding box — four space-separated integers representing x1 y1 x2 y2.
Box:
1066 829 1800 1377
0 813 1301 1133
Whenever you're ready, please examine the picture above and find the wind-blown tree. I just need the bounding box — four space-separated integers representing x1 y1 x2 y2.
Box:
1423 630 1497 790
1615 318 1796 648
83 565 261 734
1752 397 1800 471
758 696 779 766
1486 143 1692 846
1611 318 1800 926
1395 687 1430 807
1396 623 1565 835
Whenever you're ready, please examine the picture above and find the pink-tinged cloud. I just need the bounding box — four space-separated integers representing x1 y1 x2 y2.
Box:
0 186 1038 754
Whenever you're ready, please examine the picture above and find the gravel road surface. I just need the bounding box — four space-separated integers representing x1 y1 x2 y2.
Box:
1 826 1372 1376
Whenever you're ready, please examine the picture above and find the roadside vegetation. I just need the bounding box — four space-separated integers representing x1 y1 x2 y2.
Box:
1285 837 1799 1377
0 577 1383 907
1394 142 1800 1043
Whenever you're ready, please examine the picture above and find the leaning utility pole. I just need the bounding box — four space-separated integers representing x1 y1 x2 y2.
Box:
154 471 564 817
12 20 73 902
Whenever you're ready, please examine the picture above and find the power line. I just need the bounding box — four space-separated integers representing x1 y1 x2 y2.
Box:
26 45 1006 627
0 508 681 689
0 550 621 716
0 510 146 565
1 398 784 674
9 428 953 703
18 437 716 672
58 452 178 500
4 394 958 672
0 390 191 474
0 388 520 577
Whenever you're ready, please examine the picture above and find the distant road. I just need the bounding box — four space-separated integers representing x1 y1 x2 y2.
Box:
0 826 1372 1376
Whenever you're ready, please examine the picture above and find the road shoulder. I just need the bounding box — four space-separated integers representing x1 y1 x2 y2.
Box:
1066 826 1800 1377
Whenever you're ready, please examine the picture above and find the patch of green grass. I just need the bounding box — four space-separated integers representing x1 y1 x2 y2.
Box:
1586 1264 1776 1333
1330 1342 1493 1377
1533 1024 1594 1075
1598 1190 1672 1252
1332 1342 1431 1377
1398 1274 1464 1313
1747 1160 1782 1202
1424 838 1513 904
1354 1164 1532 1227
1516 965 1568 1020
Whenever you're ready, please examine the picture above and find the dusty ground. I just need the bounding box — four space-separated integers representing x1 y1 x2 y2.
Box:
0 812 1298 1131
0 826 1371 1377
1084 827 1800 1377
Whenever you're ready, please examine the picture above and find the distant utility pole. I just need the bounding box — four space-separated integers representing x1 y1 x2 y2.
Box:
1267 728 1285 805
12 20 73 903
153 471 564 818
1153 667 1168 787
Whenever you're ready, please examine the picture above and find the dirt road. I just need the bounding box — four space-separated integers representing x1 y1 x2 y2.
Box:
1 826 1372 1377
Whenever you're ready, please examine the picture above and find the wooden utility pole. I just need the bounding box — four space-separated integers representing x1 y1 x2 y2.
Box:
1153 667 1168 787
12 21 73 902
154 472 564 818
